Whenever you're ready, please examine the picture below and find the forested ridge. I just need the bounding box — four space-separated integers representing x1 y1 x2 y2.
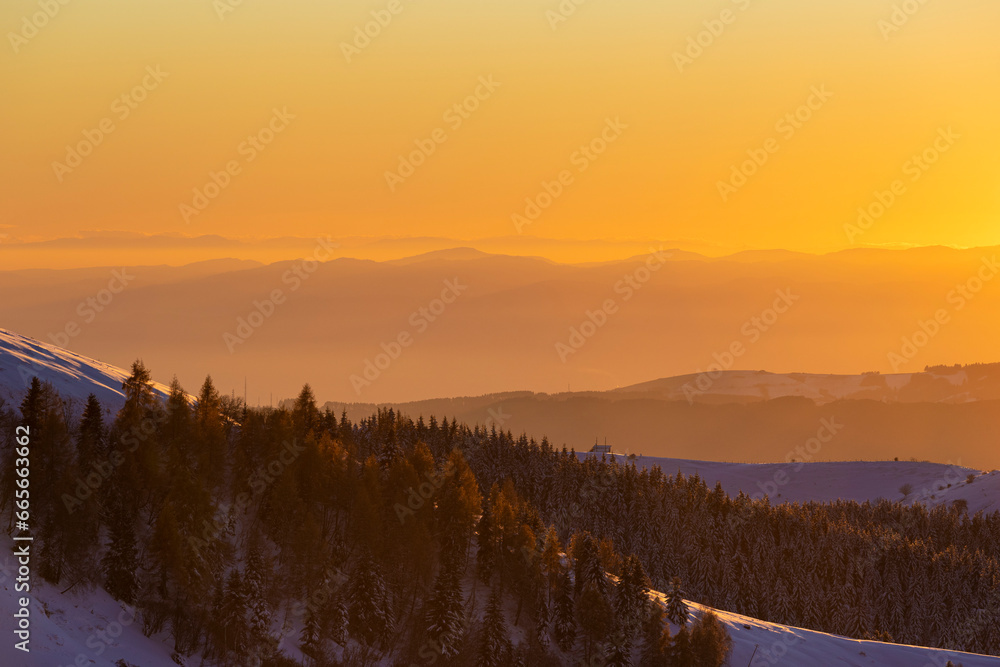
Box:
1 362 997 665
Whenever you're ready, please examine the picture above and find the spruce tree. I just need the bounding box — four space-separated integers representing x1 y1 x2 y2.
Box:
553 570 577 652
577 582 613 663
639 603 670 667
666 577 689 626
348 550 392 647
425 557 466 661
478 587 513 667
690 611 732 667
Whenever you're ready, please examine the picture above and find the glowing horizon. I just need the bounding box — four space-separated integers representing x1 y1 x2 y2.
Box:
2 0 998 262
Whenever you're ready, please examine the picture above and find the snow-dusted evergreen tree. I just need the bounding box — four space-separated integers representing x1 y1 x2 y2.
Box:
614 554 650 641
690 611 732 667
348 550 392 647
577 582 613 663
553 570 577 652
244 544 274 658
101 497 139 604
298 601 323 665
604 632 632 667
478 587 513 667
665 577 689 626
424 557 466 661
216 569 250 665
534 586 551 649
639 603 670 667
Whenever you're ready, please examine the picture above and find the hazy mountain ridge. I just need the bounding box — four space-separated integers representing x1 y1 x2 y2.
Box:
3 247 1000 408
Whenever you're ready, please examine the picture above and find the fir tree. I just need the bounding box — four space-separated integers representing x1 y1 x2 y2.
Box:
690 611 732 667
666 577 689 626
639 603 670 667
553 570 577 652
348 550 392 647
478 587 513 667
424 558 466 661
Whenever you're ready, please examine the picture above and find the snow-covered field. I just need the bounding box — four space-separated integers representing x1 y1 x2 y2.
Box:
684 597 1000 667
587 453 1000 515
618 368 973 403
0 328 174 417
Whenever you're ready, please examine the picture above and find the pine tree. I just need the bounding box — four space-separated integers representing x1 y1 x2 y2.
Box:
553 570 577 652
614 554 650 642
425 558 466 661
666 577 689 626
604 633 632 667
299 601 323 664
101 497 139 603
193 376 226 490
670 625 694 667
534 586 551 650
244 544 275 658
218 569 250 665
690 611 732 667
348 550 392 647
478 587 513 667
572 532 607 598
577 582 613 663
639 603 670 667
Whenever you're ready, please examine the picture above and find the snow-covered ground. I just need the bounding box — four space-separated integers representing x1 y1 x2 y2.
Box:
618 368 973 404
0 534 182 666
0 328 174 417
3 529 998 667
681 596 1000 667
586 453 1000 515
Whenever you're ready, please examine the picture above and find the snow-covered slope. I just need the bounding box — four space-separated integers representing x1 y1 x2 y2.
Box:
3 529 997 667
681 597 1000 667
0 535 186 667
617 368 980 404
0 328 173 416
588 453 999 514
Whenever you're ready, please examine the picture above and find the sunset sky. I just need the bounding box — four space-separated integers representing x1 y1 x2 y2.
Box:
2 0 999 257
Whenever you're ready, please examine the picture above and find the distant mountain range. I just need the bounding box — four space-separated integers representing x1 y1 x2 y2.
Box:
5 325 998 468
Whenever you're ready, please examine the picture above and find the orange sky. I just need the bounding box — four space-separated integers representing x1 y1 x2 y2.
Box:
2 0 999 257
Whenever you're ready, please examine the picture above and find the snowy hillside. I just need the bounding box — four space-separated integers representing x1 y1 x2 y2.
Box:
682 597 1000 667
588 453 1000 514
3 529 997 667
617 368 981 404
0 328 174 416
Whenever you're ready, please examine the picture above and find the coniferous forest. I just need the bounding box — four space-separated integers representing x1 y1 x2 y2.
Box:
3 363 999 665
